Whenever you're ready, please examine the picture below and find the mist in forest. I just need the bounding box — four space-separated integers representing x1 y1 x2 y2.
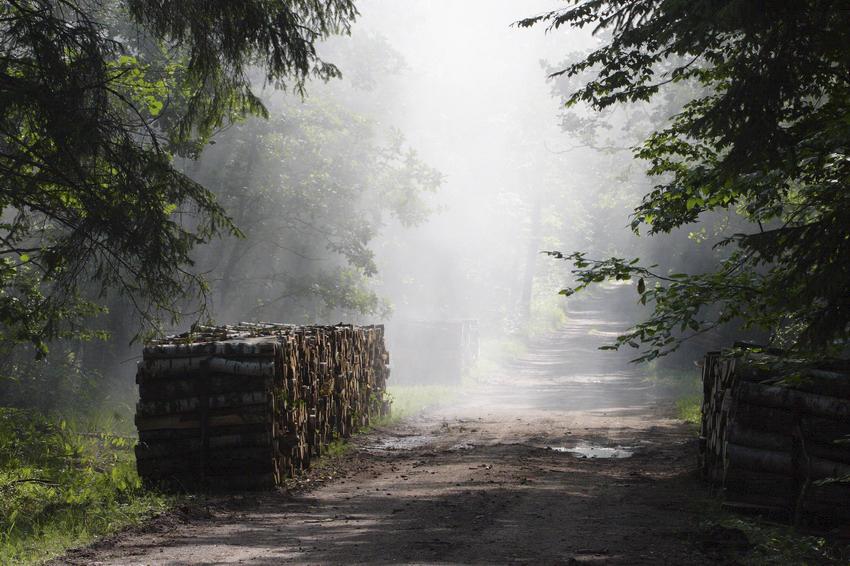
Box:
181 0 649 387
190 0 595 332
322 1 703 382
4 3 848 562
1 0 738 408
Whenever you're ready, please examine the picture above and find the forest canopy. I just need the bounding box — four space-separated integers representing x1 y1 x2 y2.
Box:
0 0 357 353
520 0 850 360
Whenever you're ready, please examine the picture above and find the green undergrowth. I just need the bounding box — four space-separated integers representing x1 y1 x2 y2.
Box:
301 436 354 481
644 366 701 396
0 408 173 565
643 366 703 426
676 395 702 425
701 515 850 565
320 437 353 459
379 384 460 425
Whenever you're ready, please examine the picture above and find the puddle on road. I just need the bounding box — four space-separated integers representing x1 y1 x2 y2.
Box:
548 443 634 459
366 435 435 452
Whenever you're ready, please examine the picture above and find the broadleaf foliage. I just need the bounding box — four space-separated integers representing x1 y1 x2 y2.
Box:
0 0 356 353
522 1 850 360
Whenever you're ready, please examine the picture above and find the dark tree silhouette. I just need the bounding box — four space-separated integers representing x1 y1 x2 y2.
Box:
521 1 850 360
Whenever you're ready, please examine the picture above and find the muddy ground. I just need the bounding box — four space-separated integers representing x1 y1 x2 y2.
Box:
59 309 732 565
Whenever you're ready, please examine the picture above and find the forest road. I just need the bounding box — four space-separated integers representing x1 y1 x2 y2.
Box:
60 309 720 565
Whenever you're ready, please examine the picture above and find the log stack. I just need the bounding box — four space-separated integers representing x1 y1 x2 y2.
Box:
700 346 850 525
135 323 390 491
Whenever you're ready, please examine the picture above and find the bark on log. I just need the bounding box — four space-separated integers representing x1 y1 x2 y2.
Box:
136 390 269 417
701 349 850 526
724 442 792 476
143 473 276 492
138 374 273 401
138 423 269 442
736 381 850 420
138 357 276 382
134 323 390 491
135 404 269 431
722 466 794 496
725 442 850 480
143 339 277 359
726 422 792 453
135 432 272 460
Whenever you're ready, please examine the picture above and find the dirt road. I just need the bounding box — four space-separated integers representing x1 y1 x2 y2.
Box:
62 308 718 565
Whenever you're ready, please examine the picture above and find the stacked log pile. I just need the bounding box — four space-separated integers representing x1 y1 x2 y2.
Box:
135 323 390 490
700 347 850 525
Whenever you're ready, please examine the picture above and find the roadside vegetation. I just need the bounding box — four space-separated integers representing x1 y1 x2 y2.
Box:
0 408 173 565
1 0 848 562
0 2 430 562
642 368 702 426
0 382 459 564
675 396 701 426
699 515 849 565
383 384 460 423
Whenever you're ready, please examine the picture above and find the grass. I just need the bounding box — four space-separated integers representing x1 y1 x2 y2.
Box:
641 366 704 426
3 369 843 565
380 384 460 424
644 366 701 395
0 381 460 564
0 408 174 565
676 394 702 425
701 515 849 564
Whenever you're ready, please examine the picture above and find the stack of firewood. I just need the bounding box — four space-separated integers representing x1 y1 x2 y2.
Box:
134 323 390 490
700 347 850 525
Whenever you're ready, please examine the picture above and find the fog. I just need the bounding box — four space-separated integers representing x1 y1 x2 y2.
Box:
356 1 585 325
1 0 736 409
328 1 642 381
146 1 706 389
